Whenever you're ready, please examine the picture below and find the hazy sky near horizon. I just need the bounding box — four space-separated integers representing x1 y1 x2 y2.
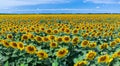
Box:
0 0 120 13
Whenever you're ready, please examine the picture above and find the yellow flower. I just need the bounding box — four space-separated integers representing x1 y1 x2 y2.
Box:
21 34 28 41
88 42 97 48
36 50 48 60
55 37 63 43
110 41 117 48
48 35 55 41
98 54 109 63
99 43 108 50
72 29 79 34
81 40 89 48
1 40 10 48
25 45 36 54
42 37 49 42
10 42 18 49
74 61 88 66
63 36 70 43
50 42 58 48
17 42 24 51
56 48 68 58
86 51 96 60
7 34 13 39
35 36 42 43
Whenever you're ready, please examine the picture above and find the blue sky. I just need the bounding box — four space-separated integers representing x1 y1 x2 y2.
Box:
0 0 120 13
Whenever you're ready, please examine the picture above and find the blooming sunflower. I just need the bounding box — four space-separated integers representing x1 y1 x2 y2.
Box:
99 43 108 50
7 34 13 39
55 37 63 43
17 42 24 51
35 36 42 43
36 50 48 60
98 54 109 63
110 41 117 48
48 35 55 41
42 37 49 42
50 42 58 48
81 40 89 48
1 40 10 48
25 45 36 54
56 48 68 58
74 61 88 66
88 42 97 48
10 42 18 49
21 34 28 41
86 51 97 60
63 36 70 43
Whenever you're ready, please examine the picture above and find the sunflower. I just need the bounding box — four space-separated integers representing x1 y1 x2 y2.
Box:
110 41 117 48
25 45 36 54
21 34 28 41
27 33 34 40
53 29 59 34
55 37 63 43
7 34 13 39
17 42 24 51
1 40 10 48
88 42 97 48
56 48 68 58
42 37 49 42
74 61 88 66
98 54 109 63
10 42 18 48
81 40 89 48
82 33 89 38
50 42 58 48
86 51 96 60
114 38 120 43
72 37 79 45
99 43 108 50
36 50 48 60
35 29 40 34
46 29 52 34
64 28 70 34
63 36 70 43
116 50 120 58
35 36 42 43
72 29 78 34
48 35 55 41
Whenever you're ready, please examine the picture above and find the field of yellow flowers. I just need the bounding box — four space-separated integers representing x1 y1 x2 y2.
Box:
0 14 120 66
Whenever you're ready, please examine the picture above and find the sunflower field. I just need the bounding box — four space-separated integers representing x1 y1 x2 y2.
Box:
0 14 120 66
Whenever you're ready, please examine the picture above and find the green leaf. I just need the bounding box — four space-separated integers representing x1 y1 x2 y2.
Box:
27 58 33 63
20 64 24 66
4 61 9 66
52 60 58 66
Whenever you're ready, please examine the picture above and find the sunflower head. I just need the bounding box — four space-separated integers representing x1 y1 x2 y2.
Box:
89 42 97 48
10 42 18 49
55 37 63 43
36 50 48 60
35 36 42 43
17 42 24 51
63 36 70 43
110 41 117 48
21 34 28 41
56 48 68 58
81 40 89 48
2 40 10 48
50 42 58 48
98 54 109 63
7 34 13 39
86 51 96 60
25 45 36 54
74 61 88 66
99 43 108 50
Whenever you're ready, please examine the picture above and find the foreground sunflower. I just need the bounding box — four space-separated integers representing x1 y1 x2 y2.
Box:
1 40 10 48
86 51 97 60
25 45 36 54
10 42 18 49
7 34 13 39
74 61 88 66
98 54 109 63
17 42 24 51
56 48 68 58
36 50 48 60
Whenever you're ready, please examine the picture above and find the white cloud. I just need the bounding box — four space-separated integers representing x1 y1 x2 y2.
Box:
0 0 70 9
96 6 100 9
84 0 120 4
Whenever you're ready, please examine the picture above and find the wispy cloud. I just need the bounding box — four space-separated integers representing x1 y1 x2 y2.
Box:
0 0 70 9
84 0 120 4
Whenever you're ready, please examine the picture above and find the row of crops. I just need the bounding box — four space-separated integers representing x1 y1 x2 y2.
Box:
0 14 120 66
